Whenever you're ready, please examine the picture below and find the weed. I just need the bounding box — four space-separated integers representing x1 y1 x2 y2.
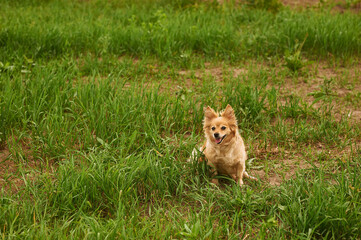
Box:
284 35 308 72
309 77 337 104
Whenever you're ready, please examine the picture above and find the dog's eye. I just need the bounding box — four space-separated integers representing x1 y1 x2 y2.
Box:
221 126 226 130
211 127 216 131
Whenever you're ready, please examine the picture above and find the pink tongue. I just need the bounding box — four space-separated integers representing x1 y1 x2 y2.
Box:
215 138 221 143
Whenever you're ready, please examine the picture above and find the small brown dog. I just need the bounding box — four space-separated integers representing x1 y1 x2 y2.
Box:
195 104 257 186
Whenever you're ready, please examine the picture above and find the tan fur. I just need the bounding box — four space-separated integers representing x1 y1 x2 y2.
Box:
201 105 257 186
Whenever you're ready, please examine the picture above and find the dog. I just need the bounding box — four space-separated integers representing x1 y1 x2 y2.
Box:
192 104 257 186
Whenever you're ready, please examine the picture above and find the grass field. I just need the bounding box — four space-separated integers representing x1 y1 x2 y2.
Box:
1 0 361 239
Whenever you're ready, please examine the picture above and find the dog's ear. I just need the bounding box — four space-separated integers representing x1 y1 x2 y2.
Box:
204 106 218 120
221 104 238 129
221 104 235 120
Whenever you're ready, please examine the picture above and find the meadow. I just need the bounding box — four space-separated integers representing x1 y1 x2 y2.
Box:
1 0 361 238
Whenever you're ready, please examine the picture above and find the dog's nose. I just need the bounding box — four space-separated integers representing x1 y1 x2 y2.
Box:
214 133 219 138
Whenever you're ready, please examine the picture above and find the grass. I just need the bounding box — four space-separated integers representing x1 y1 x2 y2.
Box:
1 0 361 63
1 0 361 239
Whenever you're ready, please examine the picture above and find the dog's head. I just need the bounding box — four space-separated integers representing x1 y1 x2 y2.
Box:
203 104 238 145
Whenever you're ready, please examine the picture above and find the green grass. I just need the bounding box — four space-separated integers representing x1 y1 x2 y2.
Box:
1 0 361 239
1 0 361 63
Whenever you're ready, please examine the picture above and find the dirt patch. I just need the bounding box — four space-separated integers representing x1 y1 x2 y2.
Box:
250 154 316 186
349 110 361 122
332 2 361 14
281 0 319 8
249 146 313 186
179 67 225 81
247 139 359 186
272 60 361 122
0 141 56 195
179 61 252 78
0 147 26 194
178 62 257 84
281 0 361 13
176 59 361 124
215 0 361 13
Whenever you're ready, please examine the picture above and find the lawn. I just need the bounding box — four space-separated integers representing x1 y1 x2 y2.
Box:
1 0 361 239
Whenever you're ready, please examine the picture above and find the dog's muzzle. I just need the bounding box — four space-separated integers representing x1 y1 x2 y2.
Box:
215 134 227 144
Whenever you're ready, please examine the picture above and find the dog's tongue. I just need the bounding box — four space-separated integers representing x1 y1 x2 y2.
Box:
215 138 221 144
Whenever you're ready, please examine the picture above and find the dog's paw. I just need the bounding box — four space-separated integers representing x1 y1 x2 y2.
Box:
211 179 219 185
249 175 258 181
244 171 258 181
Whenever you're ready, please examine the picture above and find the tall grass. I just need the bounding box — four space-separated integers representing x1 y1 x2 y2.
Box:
277 158 361 238
1 0 361 62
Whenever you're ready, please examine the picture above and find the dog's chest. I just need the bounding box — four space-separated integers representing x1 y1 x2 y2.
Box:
212 148 238 166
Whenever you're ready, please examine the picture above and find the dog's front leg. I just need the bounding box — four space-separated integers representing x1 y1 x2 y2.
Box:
205 167 219 185
235 163 244 186
207 162 219 185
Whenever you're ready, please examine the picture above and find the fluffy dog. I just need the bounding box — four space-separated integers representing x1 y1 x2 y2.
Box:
196 104 257 186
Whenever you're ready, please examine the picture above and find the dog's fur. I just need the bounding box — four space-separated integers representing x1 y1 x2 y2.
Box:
198 104 256 186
